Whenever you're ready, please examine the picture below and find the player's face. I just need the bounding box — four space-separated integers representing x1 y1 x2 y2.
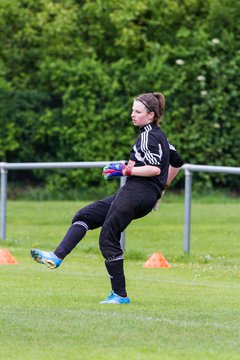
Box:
131 100 154 127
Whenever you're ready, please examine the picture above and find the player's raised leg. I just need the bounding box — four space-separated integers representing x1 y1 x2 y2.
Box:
30 196 113 269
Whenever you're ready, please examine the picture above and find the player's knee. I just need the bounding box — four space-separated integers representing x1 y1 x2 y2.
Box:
99 245 118 261
72 221 89 231
71 211 87 225
99 237 122 261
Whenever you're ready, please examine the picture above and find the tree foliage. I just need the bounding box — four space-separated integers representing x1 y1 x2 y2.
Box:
0 0 239 194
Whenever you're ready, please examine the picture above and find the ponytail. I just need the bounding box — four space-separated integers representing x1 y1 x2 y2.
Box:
153 92 165 119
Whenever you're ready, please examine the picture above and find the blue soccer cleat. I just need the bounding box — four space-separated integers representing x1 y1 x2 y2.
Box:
99 291 130 304
30 249 62 269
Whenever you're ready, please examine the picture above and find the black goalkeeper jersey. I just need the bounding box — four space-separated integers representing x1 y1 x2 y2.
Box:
127 123 183 196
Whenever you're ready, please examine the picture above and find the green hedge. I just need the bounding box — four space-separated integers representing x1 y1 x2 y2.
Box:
0 0 239 195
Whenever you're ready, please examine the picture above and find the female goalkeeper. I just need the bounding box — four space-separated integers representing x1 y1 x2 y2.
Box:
30 92 184 304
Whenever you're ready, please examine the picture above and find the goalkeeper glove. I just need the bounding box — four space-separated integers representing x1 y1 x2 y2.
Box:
102 163 132 180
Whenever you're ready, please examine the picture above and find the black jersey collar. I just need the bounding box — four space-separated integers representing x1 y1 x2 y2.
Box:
140 122 158 133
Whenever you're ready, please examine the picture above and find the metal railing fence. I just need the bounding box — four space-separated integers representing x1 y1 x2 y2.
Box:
0 161 126 248
182 164 240 253
1 162 240 253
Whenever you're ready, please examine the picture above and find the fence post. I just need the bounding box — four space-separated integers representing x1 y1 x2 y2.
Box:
120 176 127 251
184 169 192 253
0 167 7 240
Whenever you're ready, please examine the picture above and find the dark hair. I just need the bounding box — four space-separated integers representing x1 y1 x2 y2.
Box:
135 92 165 124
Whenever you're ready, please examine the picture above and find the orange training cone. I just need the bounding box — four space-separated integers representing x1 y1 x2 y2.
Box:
143 252 171 268
0 248 18 265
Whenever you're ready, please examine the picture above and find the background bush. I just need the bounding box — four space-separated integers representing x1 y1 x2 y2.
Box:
0 0 239 196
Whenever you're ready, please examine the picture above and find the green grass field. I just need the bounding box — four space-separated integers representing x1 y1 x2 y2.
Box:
0 195 240 359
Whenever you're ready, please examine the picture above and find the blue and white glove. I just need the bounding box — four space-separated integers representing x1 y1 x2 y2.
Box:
102 163 131 180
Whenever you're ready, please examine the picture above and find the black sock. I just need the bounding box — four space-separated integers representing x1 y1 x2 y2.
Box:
54 222 88 260
105 259 127 297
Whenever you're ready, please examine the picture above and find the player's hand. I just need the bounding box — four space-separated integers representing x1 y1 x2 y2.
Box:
102 163 126 179
102 163 128 180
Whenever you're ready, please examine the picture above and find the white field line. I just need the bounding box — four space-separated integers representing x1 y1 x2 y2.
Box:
73 309 240 331
1 307 239 331
58 310 239 330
